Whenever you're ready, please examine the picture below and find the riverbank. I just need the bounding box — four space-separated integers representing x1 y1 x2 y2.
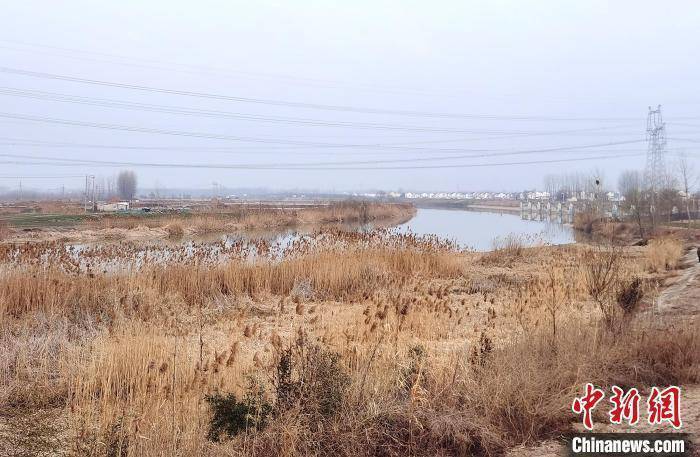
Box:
1 226 697 456
409 198 520 213
0 201 416 243
571 213 700 246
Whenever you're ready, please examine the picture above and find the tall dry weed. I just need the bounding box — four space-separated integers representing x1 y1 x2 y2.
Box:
0 220 8 240
645 237 683 272
229 319 700 456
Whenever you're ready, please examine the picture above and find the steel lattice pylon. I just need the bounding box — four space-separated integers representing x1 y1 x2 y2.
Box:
644 105 666 212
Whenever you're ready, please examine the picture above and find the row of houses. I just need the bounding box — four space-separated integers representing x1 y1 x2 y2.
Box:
370 190 626 202
399 191 517 200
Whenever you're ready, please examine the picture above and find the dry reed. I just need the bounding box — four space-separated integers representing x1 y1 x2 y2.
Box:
645 237 684 272
86 202 415 235
1 227 695 456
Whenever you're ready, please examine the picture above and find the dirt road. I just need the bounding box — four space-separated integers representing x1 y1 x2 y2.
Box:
653 247 700 318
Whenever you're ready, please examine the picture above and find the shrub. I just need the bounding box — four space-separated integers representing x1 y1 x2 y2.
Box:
274 339 349 418
583 245 622 328
616 277 644 314
573 211 598 233
469 332 493 367
205 379 272 442
165 222 184 238
206 338 349 444
398 344 426 396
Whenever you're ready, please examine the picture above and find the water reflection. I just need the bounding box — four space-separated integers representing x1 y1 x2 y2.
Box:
397 209 576 251
192 208 577 252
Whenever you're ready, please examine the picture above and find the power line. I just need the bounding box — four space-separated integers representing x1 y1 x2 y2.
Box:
0 86 643 136
0 138 646 168
0 66 645 122
0 138 648 155
0 111 375 147
0 138 647 167
0 39 456 97
0 174 85 179
7 40 700 117
0 87 510 134
0 151 644 171
668 137 700 144
0 112 646 153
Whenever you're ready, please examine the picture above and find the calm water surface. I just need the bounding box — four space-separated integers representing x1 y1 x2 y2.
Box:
397 209 576 251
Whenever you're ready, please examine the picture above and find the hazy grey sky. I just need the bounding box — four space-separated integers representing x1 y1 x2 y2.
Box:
1 0 699 193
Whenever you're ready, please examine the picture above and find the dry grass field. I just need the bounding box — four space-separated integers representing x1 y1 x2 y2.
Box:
0 219 698 456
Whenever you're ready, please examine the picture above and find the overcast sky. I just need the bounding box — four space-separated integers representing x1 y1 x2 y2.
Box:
1 0 699 193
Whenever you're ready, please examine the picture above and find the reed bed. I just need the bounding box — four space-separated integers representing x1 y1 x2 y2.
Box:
85 202 415 234
0 229 695 456
0 228 455 272
0 230 462 322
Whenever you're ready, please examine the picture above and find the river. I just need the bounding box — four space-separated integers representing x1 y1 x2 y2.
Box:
396 208 576 251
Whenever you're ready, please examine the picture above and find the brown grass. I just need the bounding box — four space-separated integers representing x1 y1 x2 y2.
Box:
480 234 527 266
0 231 696 456
86 202 415 235
0 246 461 322
644 236 684 272
165 221 185 238
237 320 699 457
0 220 8 240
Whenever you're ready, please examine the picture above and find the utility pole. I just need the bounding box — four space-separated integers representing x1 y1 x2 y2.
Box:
91 175 96 211
644 105 667 228
84 175 95 212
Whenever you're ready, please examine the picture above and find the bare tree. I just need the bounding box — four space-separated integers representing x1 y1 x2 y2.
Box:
618 170 646 237
117 170 138 202
677 153 697 230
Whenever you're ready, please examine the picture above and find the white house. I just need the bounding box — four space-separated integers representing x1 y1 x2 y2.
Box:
97 201 130 212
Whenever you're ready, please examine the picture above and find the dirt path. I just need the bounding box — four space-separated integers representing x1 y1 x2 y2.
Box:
652 247 700 318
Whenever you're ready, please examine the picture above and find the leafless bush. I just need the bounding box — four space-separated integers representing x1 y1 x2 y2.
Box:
583 245 622 328
573 210 598 233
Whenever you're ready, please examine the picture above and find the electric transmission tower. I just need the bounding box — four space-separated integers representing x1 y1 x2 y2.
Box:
643 105 667 223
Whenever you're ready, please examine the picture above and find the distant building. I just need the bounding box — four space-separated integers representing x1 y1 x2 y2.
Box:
97 201 130 212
